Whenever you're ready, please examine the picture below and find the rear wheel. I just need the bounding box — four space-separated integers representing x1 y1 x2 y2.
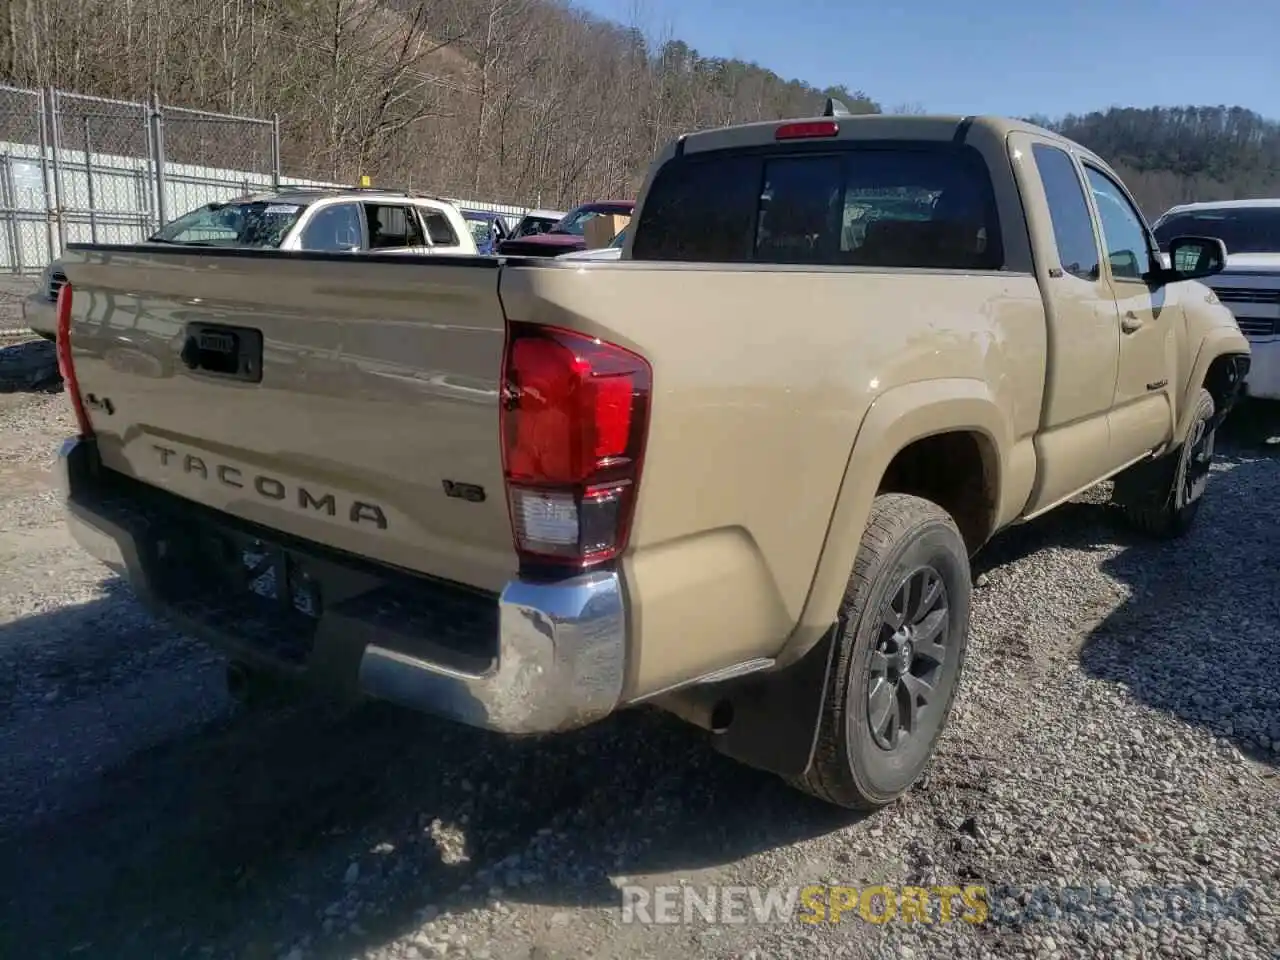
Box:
1119 388 1216 539
789 493 971 810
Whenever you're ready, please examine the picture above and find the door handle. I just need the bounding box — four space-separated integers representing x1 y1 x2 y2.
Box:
1121 312 1143 333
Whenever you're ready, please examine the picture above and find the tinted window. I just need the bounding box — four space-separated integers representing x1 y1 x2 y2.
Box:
364 203 423 248
630 154 763 262
1032 144 1100 281
632 146 1002 269
1084 166 1155 281
1153 207 1280 255
299 203 362 251
423 211 459 246
755 156 843 263
512 216 559 238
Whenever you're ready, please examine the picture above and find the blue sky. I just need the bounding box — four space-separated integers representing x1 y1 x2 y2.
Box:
571 0 1279 120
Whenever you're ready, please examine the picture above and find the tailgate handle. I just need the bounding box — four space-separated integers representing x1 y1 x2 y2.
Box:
179 323 263 383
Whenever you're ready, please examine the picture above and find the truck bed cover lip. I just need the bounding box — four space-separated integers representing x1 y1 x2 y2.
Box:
58 436 629 735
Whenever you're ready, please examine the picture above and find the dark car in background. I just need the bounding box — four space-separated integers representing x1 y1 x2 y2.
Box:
496 200 634 257
505 208 567 242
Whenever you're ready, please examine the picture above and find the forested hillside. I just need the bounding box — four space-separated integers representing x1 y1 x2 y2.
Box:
0 0 876 206
3 0 1278 213
1032 106 1280 216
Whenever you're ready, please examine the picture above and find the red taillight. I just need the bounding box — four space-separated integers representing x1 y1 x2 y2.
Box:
500 322 652 568
55 282 94 438
774 120 839 140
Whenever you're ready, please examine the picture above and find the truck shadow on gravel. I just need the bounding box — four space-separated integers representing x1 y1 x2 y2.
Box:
1076 404 1280 772
0 589 858 960
972 402 1280 774
0 337 61 394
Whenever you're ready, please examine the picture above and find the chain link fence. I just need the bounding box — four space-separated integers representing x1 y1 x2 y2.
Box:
0 86 287 335
0 84 547 338
49 91 156 252
157 105 279 221
0 85 53 278
0 85 51 337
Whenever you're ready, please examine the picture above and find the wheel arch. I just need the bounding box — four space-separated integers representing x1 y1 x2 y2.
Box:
777 377 1011 668
1178 330 1251 442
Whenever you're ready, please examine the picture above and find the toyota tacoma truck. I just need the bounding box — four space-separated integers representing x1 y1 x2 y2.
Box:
54 105 1250 810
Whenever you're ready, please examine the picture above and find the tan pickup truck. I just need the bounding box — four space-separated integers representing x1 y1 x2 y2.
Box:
54 108 1250 810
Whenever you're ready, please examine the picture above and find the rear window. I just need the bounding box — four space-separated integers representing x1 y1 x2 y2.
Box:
630 144 1003 270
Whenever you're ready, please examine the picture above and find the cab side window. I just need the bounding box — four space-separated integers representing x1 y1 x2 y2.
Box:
1083 166 1156 281
422 211 459 246
364 203 425 249
1032 144 1101 281
299 203 363 252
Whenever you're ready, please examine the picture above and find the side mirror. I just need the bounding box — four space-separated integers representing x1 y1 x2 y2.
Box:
1157 235 1227 283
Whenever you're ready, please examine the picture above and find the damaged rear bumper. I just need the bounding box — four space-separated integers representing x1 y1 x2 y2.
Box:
58 436 628 735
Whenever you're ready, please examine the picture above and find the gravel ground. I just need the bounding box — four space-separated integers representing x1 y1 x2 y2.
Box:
0 383 1277 960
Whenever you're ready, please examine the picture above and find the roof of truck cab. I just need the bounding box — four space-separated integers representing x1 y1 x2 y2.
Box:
676 113 1063 155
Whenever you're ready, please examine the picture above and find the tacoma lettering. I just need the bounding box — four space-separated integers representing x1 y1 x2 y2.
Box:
150 445 387 529
298 488 336 517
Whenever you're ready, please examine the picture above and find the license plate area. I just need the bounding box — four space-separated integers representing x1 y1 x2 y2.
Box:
152 523 325 665
241 538 323 619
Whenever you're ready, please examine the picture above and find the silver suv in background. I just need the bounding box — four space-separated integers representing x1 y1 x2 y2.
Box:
23 187 478 339
1152 199 1280 401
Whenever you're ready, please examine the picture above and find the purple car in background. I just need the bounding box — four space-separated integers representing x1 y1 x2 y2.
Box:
496 200 634 257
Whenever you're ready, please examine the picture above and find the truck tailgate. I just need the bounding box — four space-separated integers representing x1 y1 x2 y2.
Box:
60 248 516 593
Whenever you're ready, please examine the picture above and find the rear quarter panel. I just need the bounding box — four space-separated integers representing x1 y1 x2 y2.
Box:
501 261 1046 697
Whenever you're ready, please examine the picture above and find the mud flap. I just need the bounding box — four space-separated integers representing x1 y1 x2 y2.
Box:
1111 452 1177 506
705 626 838 778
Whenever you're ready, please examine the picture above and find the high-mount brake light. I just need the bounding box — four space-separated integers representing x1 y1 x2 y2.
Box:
500 322 652 569
775 120 839 141
55 282 94 438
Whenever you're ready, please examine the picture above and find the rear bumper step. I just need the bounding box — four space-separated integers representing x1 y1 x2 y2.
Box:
58 437 628 734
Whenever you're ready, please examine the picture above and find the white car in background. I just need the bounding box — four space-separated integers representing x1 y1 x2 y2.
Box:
24 188 477 339
1153 199 1280 400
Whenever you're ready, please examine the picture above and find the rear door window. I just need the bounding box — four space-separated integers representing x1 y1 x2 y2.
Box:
364 203 425 249
1032 144 1102 281
632 144 1003 270
299 202 363 252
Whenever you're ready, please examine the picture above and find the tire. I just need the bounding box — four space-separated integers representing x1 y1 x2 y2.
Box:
1121 388 1216 539
789 493 971 810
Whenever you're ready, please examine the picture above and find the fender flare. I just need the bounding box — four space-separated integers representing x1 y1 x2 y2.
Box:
1177 329 1251 443
776 377 1012 667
